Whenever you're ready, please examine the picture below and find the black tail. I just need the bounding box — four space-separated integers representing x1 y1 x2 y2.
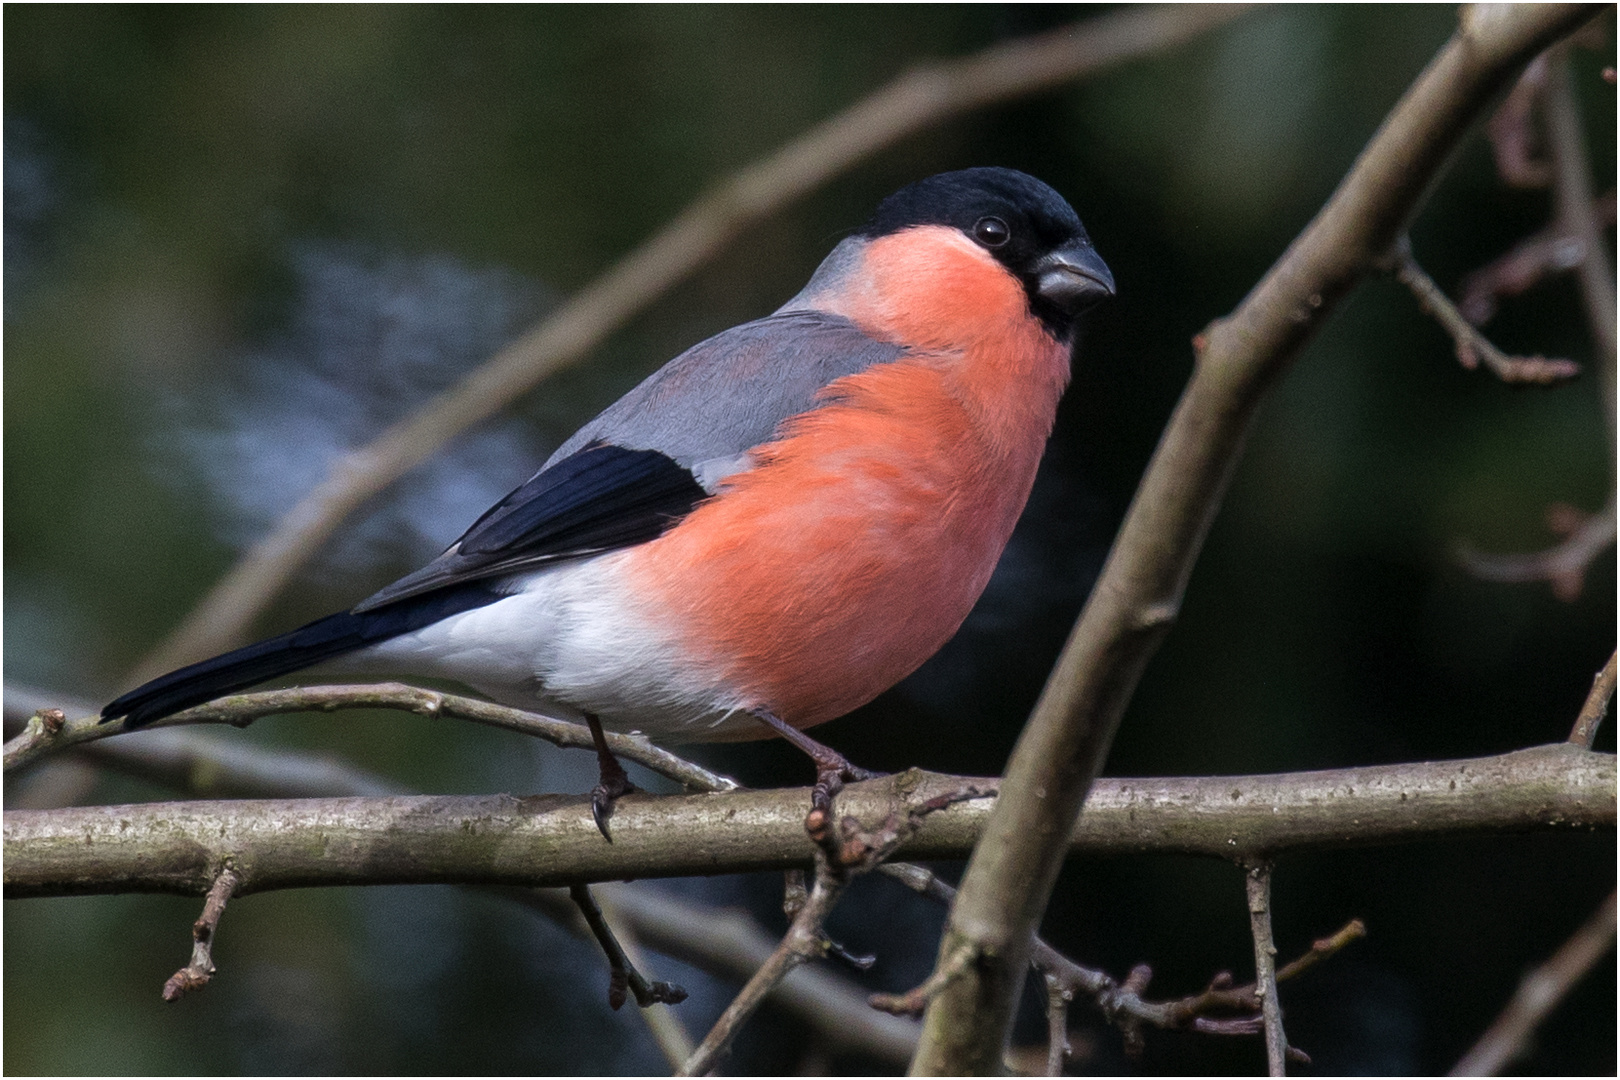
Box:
103 583 504 728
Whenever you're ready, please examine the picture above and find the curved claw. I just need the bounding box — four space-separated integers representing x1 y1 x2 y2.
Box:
590 780 635 842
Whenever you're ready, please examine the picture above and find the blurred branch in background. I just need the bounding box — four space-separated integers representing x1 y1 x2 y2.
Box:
126 3 1251 686
912 6 1601 1073
1390 236 1580 385
1457 43 1618 599
1450 891 1618 1077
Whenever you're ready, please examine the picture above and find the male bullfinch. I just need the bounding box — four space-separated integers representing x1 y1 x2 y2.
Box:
103 167 1115 836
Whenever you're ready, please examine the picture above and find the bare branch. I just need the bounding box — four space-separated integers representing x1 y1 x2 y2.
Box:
1042 972 1074 1076
869 941 977 1018
2 683 739 798
1244 861 1289 1076
1392 236 1580 384
1457 497 1617 600
1486 53 1552 188
1546 48 1617 461
911 7 1600 1072
677 856 849 1076
1570 653 1617 749
129 4 1252 684
677 792 957 1077
1456 191 1615 324
161 866 239 1002
1450 891 1617 1076
5 746 1611 899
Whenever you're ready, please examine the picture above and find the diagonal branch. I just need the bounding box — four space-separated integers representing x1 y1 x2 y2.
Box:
1569 652 1617 750
910 7 1602 1073
1391 236 1580 384
1450 891 1618 1076
128 4 1251 685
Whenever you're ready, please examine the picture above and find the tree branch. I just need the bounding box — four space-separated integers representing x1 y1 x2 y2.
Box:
1244 861 1289 1076
1569 652 1617 750
1450 891 1617 1076
1391 236 1580 384
128 4 1251 685
2 683 739 798
911 7 1601 1072
5 745 1610 899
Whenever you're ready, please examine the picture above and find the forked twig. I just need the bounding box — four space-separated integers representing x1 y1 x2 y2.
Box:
1391 236 1580 385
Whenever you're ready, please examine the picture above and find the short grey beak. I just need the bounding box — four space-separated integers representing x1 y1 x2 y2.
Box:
1035 241 1115 313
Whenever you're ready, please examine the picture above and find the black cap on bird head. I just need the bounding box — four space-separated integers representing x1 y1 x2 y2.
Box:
859 167 1115 340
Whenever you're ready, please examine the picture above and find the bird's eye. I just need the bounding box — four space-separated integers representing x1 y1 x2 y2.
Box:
973 216 1010 247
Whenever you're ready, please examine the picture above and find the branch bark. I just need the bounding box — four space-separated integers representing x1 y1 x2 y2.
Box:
128 4 1250 685
910 6 1601 1073
5 745 1611 899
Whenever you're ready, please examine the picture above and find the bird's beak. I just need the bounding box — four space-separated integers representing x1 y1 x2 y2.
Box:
1035 241 1115 313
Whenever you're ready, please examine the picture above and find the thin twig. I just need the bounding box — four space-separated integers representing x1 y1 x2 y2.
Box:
1569 653 1617 749
869 940 977 1018
1457 496 1617 601
1391 236 1581 384
1043 972 1074 1076
1456 191 1616 324
1459 45 1617 600
1244 861 1288 1076
569 883 689 1011
129 4 1251 684
162 866 239 1002
676 856 848 1076
677 786 981 1075
2 683 739 797
1546 47 1617 470
882 857 1362 1059
1485 53 1552 188
1450 891 1617 1076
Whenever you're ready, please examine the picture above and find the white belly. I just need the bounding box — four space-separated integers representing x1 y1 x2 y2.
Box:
339 552 755 741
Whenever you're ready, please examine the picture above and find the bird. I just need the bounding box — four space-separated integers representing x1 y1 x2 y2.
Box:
102 166 1115 838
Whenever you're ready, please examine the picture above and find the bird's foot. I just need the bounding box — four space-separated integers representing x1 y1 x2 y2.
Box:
749 710 886 851
586 713 637 842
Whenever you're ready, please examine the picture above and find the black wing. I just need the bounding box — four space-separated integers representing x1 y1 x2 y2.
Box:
353 442 705 611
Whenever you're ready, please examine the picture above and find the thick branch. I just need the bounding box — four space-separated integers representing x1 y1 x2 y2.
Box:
130 4 1249 683
912 8 1600 1073
5 745 1611 899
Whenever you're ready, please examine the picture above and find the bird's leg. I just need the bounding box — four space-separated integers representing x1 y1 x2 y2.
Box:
750 709 882 842
586 712 637 842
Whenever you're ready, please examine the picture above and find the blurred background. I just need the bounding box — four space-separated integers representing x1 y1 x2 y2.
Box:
5 6 1614 1075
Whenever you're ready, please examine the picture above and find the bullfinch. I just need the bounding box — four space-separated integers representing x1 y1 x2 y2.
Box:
103 167 1115 836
